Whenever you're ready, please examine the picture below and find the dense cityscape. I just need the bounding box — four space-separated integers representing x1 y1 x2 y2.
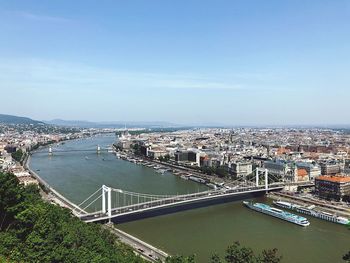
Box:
1 115 350 262
1 1 350 262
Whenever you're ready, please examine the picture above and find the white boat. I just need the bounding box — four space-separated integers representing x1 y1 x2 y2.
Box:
244 201 310 227
273 200 350 225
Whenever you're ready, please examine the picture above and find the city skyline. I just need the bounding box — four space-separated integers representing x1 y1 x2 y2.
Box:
0 1 349 125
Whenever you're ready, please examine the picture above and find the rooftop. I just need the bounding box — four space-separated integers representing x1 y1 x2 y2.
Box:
316 175 350 183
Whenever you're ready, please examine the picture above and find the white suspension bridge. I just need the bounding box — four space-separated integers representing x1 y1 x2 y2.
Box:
74 168 313 223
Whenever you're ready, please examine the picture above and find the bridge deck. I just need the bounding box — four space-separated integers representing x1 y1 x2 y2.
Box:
80 185 284 223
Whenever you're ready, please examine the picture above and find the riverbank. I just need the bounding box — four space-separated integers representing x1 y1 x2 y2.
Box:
268 192 350 218
114 149 230 190
24 154 86 215
104 223 168 262
25 155 167 262
28 134 350 263
26 138 172 262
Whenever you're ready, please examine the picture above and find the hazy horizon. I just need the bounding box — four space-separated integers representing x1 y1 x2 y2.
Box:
0 1 349 125
3 113 350 128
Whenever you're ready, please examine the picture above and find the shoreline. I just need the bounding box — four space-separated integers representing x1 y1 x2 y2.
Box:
24 135 169 262
267 192 350 218
114 149 228 189
24 154 87 215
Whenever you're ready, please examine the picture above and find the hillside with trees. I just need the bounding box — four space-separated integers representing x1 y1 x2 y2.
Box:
0 172 348 263
0 114 44 125
0 172 144 263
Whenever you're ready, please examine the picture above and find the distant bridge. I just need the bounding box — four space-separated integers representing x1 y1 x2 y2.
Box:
48 145 114 155
74 168 314 223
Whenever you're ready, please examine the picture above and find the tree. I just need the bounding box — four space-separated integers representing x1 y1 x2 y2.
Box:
201 166 215 176
159 154 170 162
343 251 350 262
164 154 170 162
223 242 281 263
165 255 196 263
0 172 26 231
258 248 282 263
131 144 141 155
210 253 222 263
215 167 228 178
11 149 24 162
225 242 255 263
0 172 145 263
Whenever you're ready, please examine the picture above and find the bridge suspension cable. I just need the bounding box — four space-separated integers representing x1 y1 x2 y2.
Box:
76 168 292 220
78 187 102 207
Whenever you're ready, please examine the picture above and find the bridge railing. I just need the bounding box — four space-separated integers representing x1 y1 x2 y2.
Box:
79 183 286 222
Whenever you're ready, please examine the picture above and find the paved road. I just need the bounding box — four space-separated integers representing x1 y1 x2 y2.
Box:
104 223 169 262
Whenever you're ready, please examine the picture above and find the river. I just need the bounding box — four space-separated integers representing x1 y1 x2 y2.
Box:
29 134 350 263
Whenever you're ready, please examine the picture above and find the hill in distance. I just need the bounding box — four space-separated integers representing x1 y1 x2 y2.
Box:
45 119 182 128
0 114 44 125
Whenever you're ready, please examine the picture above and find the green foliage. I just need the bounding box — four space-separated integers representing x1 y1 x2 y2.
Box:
223 242 282 263
216 167 228 178
166 242 282 263
343 251 350 262
200 166 228 178
210 253 222 263
11 149 24 162
0 172 144 263
159 154 170 162
165 255 196 263
225 242 255 263
131 144 141 155
258 249 282 263
201 166 216 175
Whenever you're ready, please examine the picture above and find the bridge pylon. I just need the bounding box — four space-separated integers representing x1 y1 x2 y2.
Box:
102 185 112 220
48 146 53 156
255 168 269 191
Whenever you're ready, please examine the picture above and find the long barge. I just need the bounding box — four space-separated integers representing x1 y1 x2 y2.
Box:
243 201 310 227
273 200 350 225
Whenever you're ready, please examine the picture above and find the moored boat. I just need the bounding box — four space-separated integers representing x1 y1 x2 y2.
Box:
273 200 350 225
243 201 310 227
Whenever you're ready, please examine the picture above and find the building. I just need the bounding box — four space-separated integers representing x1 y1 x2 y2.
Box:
147 148 168 159
231 161 253 178
4 145 17 153
115 139 132 150
264 160 297 182
296 162 321 181
174 151 189 162
320 163 342 175
264 160 288 176
297 168 308 182
315 175 350 201
140 145 149 156
174 150 200 166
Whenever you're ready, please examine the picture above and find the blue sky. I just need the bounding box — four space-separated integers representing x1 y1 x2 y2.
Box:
0 0 349 125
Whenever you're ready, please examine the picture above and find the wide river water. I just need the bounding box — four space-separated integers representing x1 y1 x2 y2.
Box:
29 134 350 263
